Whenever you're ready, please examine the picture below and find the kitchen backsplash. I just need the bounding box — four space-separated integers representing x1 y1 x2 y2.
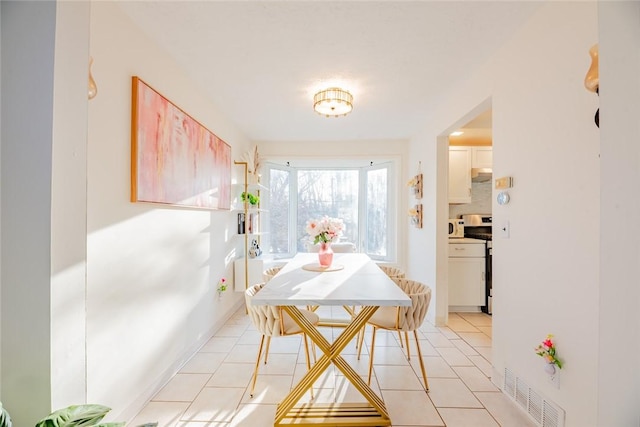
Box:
449 180 492 218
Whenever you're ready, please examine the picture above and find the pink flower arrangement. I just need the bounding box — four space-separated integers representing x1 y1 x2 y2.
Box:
305 216 345 244
534 334 562 369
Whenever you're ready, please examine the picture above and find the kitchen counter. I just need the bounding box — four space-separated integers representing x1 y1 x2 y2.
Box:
449 237 486 244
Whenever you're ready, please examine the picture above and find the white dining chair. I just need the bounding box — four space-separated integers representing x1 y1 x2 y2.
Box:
245 283 319 397
359 278 432 391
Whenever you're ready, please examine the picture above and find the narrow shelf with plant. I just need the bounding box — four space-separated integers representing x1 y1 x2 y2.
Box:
233 151 268 293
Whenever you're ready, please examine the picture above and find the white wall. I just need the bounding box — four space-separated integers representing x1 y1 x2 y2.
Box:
409 3 601 425
489 7 601 422
51 0 90 410
88 2 251 421
597 2 640 425
0 2 57 424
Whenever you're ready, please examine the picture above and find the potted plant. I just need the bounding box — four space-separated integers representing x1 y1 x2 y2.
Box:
0 402 157 427
241 192 259 206
0 402 11 427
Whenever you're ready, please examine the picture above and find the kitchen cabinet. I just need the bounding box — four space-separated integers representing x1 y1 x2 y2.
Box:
448 241 485 307
448 147 472 203
471 147 493 169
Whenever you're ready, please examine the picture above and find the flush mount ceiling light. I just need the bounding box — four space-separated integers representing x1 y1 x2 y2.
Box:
313 87 353 117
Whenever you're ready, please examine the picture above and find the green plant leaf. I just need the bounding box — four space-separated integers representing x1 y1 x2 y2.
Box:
94 423 125 427
241 192 259 205
0 401 12 427
36 404 111 427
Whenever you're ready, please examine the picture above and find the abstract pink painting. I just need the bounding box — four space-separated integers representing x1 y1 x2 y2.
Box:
131 77 231 210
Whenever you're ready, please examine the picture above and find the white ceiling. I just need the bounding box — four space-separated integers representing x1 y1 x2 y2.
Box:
115 1 542 142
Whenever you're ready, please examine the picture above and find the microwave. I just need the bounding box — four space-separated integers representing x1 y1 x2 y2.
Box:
448 219 464 238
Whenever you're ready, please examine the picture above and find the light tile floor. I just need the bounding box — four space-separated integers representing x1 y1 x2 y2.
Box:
128 309 536 427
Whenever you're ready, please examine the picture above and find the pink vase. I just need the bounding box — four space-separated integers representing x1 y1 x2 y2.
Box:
318 242 334 267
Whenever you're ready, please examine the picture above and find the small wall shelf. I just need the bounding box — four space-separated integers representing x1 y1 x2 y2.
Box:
233 161 266 292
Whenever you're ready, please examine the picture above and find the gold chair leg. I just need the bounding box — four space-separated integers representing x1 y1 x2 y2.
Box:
398 330 404 348
367 326 378 386
413 330 429 392
404 331 411 360
250 335 266 397
264 336 272 364
302 333 315 399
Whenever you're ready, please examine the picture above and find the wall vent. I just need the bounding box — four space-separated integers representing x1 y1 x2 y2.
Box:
504 368 566 427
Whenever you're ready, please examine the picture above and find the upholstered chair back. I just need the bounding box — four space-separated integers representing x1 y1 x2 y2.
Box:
392 279 431 332
245 283 284 337
263 266 283 282
379 266 406 279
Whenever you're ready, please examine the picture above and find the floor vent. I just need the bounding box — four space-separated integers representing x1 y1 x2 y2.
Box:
503 368 565 427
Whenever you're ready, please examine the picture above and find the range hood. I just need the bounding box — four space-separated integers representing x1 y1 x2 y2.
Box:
471 167 492 183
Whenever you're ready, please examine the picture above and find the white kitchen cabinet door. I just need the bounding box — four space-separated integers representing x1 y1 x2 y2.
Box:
448 257 485 306
448 147 472 203
471 147 493 169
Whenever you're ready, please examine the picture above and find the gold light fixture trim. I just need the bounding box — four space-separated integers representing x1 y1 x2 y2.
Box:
313 87 353 117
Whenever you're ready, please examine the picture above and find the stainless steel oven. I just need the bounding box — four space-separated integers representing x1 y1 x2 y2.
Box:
462 214 492 314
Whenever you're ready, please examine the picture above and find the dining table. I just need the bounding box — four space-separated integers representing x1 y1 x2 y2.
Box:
251 252 411 426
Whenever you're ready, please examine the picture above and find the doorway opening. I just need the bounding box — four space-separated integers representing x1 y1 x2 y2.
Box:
436 98 493 328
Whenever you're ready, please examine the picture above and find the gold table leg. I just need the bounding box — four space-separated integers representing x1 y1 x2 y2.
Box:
277 305 391 426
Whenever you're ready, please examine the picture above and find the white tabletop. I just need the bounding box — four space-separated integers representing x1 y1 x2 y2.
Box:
251 253 411 307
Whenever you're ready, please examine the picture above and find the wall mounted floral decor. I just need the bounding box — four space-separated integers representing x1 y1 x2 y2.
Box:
407 173 423 199
534 334 562 373
409 204 423 228
216 278 227 297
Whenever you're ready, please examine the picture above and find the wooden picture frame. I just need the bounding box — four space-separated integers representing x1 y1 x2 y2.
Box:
131 76 231 210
